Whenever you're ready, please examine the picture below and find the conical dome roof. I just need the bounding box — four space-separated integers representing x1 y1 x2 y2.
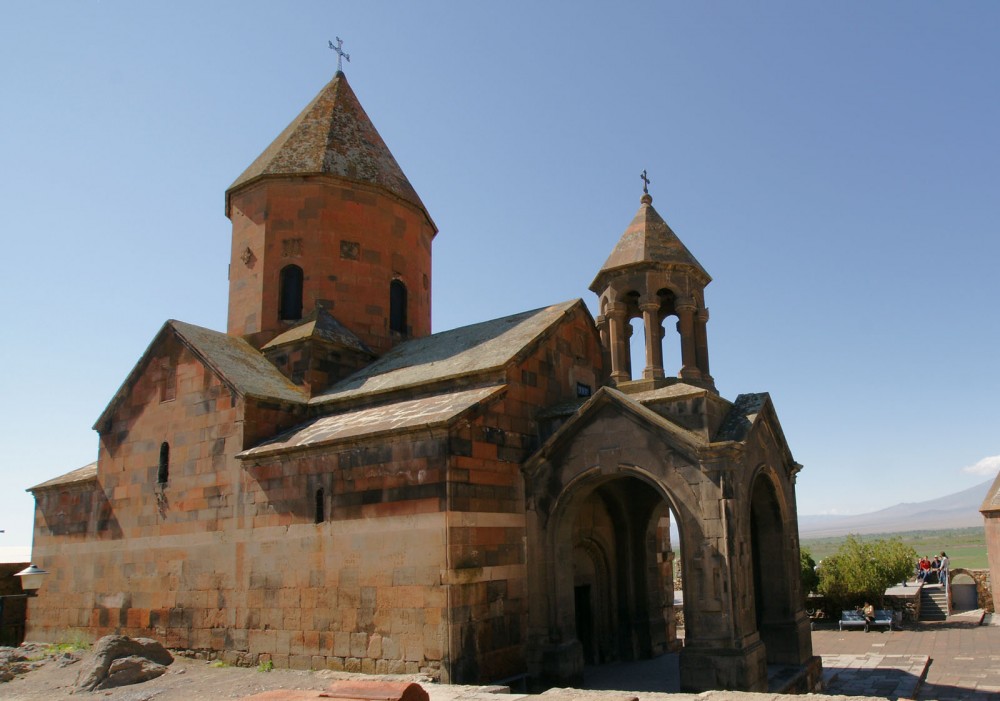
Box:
590 194 710 293
225 72 431 227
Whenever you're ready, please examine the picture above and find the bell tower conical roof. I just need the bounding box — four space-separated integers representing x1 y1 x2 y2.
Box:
225 71 433 228
590 193 709 293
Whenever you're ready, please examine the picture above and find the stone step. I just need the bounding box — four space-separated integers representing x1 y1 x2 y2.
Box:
919 586 950 621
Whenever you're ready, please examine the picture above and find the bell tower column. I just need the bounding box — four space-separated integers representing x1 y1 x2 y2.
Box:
640 302 665 379
676 297 701 381
695 307 713 383
606 302 631 385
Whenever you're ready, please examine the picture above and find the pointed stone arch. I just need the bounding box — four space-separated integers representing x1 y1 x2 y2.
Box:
749 467 797 663
523 393 770 692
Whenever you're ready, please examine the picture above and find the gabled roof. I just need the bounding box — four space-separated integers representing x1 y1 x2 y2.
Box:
239 385 505 460
262 306 374 356
525 386 709 473
715 392 797 469
28 462 97 492
311 300 587 406
715 392 770 442
590 194 710 292
94 320 307 431
981 471 1000 514
226 71 433 229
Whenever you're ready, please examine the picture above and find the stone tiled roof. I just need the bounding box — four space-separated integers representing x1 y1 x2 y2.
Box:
262 307 373 355
981 471 1000 513
240 385 505 459
28 462 97 492
311 300 583 406
94 320 306 431
226 71 432 228
590 194 710 292
625 382 712 404
715 392 769 442
170 321 307 403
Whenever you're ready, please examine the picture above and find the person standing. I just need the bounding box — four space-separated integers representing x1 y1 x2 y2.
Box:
939 551 950 589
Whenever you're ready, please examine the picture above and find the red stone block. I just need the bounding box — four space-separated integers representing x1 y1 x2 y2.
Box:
322 680 429 701
239 691 328 701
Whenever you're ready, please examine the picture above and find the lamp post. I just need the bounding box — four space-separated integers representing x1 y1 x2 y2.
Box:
0 564 48 646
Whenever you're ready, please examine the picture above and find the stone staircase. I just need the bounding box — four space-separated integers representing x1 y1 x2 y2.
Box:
920 584 949 621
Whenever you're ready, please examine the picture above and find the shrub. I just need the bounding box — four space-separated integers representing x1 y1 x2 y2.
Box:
817 534 915 609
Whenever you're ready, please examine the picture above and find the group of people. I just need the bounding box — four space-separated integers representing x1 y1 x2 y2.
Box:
916 551 949 585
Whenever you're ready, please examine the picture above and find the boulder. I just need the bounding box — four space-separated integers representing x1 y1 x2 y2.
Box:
76 634 173 691
99 655 168 689
0 647 31 683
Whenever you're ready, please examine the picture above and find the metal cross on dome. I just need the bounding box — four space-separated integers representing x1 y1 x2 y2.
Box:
640 169 651 195
329 37 351 72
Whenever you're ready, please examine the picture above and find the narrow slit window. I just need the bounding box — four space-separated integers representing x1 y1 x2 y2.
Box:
314 487 325 523
389 279 407 334
279 264 304 321
158 442 170 485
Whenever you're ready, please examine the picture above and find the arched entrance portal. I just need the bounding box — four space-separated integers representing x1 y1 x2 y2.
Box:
523 387 814 692
563 476 681 670
750 471 799 664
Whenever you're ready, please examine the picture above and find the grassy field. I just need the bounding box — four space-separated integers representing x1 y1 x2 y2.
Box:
801 526 988 570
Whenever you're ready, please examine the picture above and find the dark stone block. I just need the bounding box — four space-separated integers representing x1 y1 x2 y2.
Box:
450 437 473 457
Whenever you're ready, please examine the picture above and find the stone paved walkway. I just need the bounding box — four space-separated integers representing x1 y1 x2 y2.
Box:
811 610 1000 700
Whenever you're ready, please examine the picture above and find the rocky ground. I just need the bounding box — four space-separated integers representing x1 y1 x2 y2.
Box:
0 642 892 701
0 643 433 701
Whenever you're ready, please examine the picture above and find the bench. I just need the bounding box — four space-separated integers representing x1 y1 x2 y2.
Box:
839 609 893 632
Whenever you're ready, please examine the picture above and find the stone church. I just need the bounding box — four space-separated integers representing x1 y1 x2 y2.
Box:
27 67 817 692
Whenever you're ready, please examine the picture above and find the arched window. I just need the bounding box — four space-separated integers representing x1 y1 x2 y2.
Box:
314 488 325 523
389 279 407 334
279 265 304 321
158 442 170 485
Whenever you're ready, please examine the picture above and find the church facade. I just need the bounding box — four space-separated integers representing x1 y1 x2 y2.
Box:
28 69 817 692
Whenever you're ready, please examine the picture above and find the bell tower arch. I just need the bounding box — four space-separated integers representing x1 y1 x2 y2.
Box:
590 189 713 390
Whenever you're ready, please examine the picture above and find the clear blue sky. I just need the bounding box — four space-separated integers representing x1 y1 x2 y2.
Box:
2 2 998 552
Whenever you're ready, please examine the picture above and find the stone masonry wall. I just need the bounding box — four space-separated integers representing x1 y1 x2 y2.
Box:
985 512 1000 610
29 303 604 685
30 515 447 675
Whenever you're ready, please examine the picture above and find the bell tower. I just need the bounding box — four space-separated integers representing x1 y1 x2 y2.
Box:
590 185 714 390
225 69 436 354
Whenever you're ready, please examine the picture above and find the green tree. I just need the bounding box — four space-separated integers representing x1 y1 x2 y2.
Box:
817 535 915 609
800 546 819 599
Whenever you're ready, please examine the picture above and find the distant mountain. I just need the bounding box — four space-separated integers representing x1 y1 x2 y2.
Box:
798 478 994 538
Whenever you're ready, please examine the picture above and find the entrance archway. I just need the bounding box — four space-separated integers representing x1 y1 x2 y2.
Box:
558 474 681 671
950 571 978 611
749 470 797 664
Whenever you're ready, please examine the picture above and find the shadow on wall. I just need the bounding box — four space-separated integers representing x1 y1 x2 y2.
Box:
0 562 31 646
36 484 122 540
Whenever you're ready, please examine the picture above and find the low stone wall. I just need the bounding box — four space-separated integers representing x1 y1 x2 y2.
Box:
884 591 920 623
